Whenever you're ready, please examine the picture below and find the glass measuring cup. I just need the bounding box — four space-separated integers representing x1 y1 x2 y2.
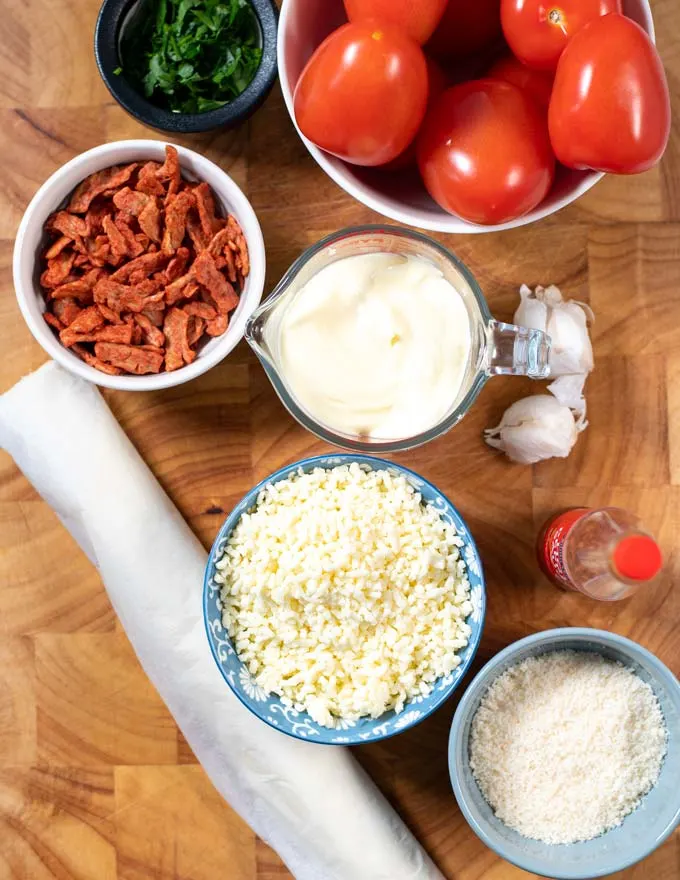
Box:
246 226 551 453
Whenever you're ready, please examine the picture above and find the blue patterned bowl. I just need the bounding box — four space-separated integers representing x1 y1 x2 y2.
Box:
204 453 486 744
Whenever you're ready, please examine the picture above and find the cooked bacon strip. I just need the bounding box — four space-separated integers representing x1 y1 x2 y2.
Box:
94 278 143 314
61 305 103 336
114 215 145 258
138 196 161 243
97 303 124 324
50 268 104 303
194 182 218 238
111 250 169 282
68 163 137 213
47 211 88 239
223 245 238 283
96 323 134 344
186 214 208 252
193 251 239 315
85 201 112 236
156 144 181 197
53 297 82 326
166 246 190 282
44 236 72 261
113 187 149 216
94 277 164 314
71 343 122 375
187 315 205 346
165 270 195 306
183 301 217 321
59 306 104 347
163 307 195 371
134 313 165 348
43 312 63 331
103 214 131 258
141 307 164 327
161 191 194 254
61 322 134 348
94 342 164 374
41 250 76 288
205 313 228 336
136 162 166 196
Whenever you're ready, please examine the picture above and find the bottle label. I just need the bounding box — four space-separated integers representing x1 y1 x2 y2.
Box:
539 509 589 590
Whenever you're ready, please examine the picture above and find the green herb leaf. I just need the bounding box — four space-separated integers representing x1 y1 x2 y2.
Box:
120 0 262 114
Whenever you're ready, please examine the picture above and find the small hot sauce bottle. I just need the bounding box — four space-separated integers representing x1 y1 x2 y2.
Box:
537 507 663 601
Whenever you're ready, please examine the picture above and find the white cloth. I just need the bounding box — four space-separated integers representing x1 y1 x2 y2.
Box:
0 362 443 880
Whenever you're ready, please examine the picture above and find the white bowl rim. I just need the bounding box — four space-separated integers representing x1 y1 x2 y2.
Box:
13 139 266 391
448 626 680 879
277 0 655 234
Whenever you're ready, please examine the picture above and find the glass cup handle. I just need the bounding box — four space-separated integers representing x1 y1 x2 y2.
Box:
486 320 551 378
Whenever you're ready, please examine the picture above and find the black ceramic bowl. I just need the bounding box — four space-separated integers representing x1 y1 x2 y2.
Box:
95 0 278 133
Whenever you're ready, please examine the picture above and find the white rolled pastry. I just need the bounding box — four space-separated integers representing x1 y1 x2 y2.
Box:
0 362 442 880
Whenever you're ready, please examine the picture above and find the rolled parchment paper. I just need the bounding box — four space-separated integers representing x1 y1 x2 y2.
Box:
0 362 443 880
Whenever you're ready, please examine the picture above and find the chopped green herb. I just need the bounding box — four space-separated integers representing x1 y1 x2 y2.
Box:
113 66 123 75
121 0 262 115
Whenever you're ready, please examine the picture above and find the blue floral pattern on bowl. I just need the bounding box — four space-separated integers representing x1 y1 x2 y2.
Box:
203 454 486 745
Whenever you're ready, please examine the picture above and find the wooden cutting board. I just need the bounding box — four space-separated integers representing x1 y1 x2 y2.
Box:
0 0 678 877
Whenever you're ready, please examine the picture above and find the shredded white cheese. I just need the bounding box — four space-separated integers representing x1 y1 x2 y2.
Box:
215 463 472 727
469 650 668 844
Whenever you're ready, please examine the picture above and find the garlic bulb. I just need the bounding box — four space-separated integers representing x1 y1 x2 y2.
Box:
484 394 586 464
514 284 594 376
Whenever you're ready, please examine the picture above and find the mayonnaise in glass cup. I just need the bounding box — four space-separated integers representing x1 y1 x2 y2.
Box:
246 226 550 453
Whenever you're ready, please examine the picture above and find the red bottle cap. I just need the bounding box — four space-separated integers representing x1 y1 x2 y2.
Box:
612 534 663 582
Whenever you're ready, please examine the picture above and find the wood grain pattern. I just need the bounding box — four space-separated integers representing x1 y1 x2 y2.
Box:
0 0 679 876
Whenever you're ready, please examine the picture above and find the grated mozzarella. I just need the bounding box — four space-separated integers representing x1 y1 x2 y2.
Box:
215 463 472 727
469 650 668 844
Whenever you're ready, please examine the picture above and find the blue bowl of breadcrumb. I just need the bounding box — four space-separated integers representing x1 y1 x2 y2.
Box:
204 453 485 744
449 628 680 879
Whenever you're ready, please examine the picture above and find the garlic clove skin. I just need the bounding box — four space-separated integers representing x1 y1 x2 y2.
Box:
484 394 585 464
513 284 594 377
547 374 588 424
515 284 549 332
547 303 594 376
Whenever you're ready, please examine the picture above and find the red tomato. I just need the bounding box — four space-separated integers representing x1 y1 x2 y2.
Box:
501 0 621 71
343 0 448 45
379 57 449 171
417 80 555 225
549 14 670 173
294 24 428 167
488 56 554 111
427 0 502 60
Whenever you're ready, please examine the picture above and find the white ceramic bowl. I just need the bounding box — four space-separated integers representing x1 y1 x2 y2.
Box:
278 0 655 234
13 140 266 390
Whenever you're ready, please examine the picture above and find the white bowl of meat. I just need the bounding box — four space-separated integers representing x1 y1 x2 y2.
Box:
13 140 265 390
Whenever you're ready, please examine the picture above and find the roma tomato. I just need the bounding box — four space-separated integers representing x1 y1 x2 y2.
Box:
294 24 428 167
427 0 502 60
344 0 448 45
379 57 449 171
417 80 555 225
488 56 554 111
501 0 621 71
549 14 670 173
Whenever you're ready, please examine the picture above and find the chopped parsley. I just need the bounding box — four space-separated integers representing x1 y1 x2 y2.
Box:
121 0 262 114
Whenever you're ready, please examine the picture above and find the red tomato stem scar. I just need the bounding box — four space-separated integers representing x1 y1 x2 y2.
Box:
548 7 568 35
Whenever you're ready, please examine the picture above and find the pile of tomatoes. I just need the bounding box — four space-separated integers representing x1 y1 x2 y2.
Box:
293 0 671 226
